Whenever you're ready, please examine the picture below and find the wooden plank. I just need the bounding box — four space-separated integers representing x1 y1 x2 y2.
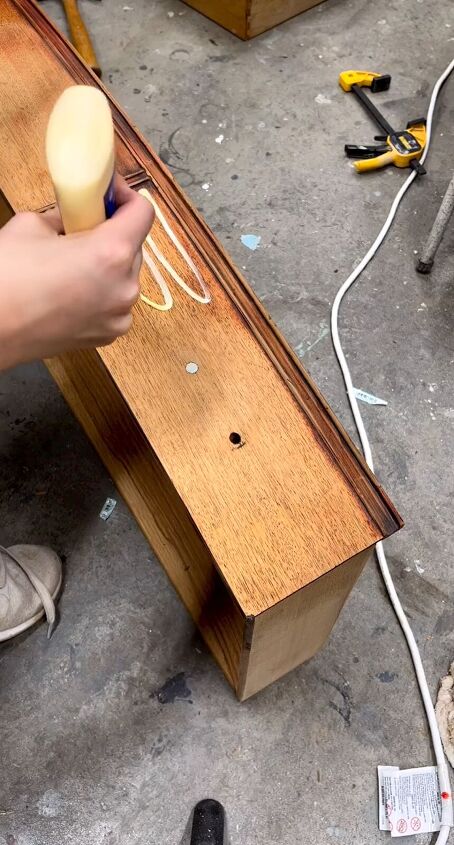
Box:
96 176 390 616
182 0 328 40
2 0 399 550
0 0 402 696
238 549 369 700
181 0 247 38
248 0 328 38
46 349 246 691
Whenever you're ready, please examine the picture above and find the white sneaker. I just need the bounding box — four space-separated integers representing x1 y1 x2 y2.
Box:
0 545 62 642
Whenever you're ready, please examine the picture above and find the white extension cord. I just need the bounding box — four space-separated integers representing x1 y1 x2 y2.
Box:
331 58 454 843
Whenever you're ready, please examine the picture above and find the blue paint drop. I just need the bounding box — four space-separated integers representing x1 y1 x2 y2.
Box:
241 234 261 251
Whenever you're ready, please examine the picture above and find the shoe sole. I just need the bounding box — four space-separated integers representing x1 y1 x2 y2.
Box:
0 573 63 642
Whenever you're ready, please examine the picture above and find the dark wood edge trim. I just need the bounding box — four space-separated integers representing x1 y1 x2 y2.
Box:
0 188 14 221
236 615 255 700
123 169 149 187
11 0 402 539
245 0 254 38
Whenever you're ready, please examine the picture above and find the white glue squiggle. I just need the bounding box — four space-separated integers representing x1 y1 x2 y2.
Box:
139 187 211 311
141 247 173 311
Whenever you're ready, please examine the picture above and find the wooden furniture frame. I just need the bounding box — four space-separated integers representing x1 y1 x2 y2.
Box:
0 0 402 699
182 0 328 40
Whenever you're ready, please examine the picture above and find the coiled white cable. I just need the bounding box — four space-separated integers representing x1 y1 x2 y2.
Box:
331 57 454 842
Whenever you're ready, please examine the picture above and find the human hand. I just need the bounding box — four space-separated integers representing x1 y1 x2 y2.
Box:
0 175 154 371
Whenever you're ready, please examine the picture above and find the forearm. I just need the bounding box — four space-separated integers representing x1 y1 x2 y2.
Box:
0 304 28 372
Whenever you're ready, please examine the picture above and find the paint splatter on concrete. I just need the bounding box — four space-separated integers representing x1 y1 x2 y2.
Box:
241 234 261 251
377 671 397 683
37 790 65 817
294 321 329 357
321 674 352 726
326 826 346 838
315 93 332 105
143 83 157 103
156 672 192 704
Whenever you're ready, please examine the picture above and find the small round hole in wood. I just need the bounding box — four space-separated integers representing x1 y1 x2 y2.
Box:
185 362 199 374
229 432 242 446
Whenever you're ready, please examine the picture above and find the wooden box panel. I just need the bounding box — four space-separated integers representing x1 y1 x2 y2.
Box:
0 0 402 698
182 0 328 40
46 349 246 692
183 0 247 39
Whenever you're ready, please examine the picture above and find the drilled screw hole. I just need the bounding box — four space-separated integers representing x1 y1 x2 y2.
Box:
185 362 199 374
229 431 242 446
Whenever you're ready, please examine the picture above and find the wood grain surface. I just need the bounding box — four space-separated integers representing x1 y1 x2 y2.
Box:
238 549 369 699
182 0 247 38
0 0 139 211
248 0 328 38
96 175 385 616
6 0 400 540
46 349 246 691
0 0 402 695
182 0 328 39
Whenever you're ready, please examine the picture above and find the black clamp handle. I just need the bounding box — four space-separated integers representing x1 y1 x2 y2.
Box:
345 143 390 160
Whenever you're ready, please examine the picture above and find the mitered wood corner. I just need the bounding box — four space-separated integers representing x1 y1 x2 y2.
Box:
181 0 329 40
0 0 402 698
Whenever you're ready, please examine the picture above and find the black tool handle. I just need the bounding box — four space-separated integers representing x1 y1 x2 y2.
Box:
190 799 225 845
351 83 395 137
345 143 390 159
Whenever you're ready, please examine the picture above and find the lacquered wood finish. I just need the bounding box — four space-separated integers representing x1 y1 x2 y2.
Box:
181 0 328 40
0 0 401 697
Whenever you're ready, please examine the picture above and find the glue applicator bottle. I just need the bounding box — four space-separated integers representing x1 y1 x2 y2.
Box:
46 85 116 234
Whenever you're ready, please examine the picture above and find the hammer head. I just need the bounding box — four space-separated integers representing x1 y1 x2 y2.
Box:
339 70 391 92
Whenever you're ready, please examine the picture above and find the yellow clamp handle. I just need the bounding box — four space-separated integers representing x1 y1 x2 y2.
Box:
410 123 426 148
354 150 395 172
339 70 383 92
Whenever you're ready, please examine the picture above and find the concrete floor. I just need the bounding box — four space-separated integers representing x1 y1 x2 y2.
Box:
2 0 454 842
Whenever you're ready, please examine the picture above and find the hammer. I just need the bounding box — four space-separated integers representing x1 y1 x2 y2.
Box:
42 0 101 77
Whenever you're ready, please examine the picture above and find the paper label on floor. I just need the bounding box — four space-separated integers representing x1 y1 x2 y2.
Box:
353 387 388 406
378 765 442 836
99 497 117 521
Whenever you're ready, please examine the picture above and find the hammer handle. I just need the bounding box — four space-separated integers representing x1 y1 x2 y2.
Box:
61 0 101 76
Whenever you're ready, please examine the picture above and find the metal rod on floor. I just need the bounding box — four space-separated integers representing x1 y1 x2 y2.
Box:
417 173 454 273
